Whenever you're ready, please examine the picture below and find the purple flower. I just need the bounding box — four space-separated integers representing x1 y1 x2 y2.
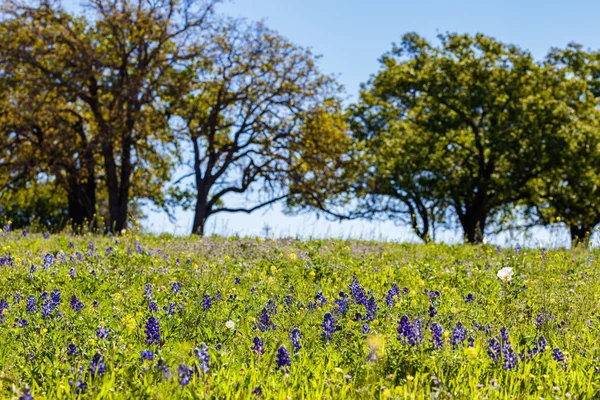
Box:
502 344 518 370
68 268 75 279
163 302 176 316
149 301 158 313
364 294 378 321
26 295 36 314
18 387 33 400
145 316 160 345
203 294 212 311
314 291 327 306
465 293 474 303
256 308 276 332
451 322 466 348
275 345 291 371
385 283 400 307
487 338 501 362
144 284 153 301
349 276 367 305
430 323 443 350
334 291 349 315
429 305 437 318
178 364 193 386
251 336 265 355
89 353 106 377
289 328 302 353
70 295 84 312
194 343 210 373
97 326 109 339
171 282 181 294
552 348 565 363
321 312 339 342
67 343 79 356
362 323 370 334
140 350 154 361
397 315 422 346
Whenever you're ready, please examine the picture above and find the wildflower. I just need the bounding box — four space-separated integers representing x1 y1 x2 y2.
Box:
203 294 212 311
225 320 236 330
465 293 474 303
362 323 370 334
140 350 154 361
429 305 437 318
178 364 193 386
97 326 109 339
502 345 518 370
26 295 36 314
251 336 265 355
265 299 278 315
67 343 79 356
385 283 400 307
70 295 84 312
194 343 210 373
252 386 263 396
171 282 181 294
334 291 349 315
487 338 501 362
290 327 302 353
145 316 160 345
314 291 327 306
397 315 423 346
275 345 291 371
68 268 75 279
256 308 276 332
430 323 443 350
234 277 241 285
89 353 106 377
364 294 378 321
18 387 33 400
497 267 514 283
43 254 54 268
164 302 176 316
552 348 565 363
144 284 153 301
349 276 367 305
321 312 339 342
155 359 171 379
149 301 158 313
451 322 467 348
427 290 441 302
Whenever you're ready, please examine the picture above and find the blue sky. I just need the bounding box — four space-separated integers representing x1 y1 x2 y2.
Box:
130 0 600 244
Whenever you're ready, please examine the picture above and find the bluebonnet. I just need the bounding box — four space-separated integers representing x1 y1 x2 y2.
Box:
155 359 171 379
140 350 154 361
149 301 158 313
252 386 263 396
465 293 474 303
397 315 423 346
194 344 210 373
427 290 441 302
43 233 50 239
0 299 9 311
16 318 28 327
14 292 21 303
472 320 492 333
26 295 36 314
68 267 75 279
552 348 565 363
502 344 518 370
89 353 106 377
70 295 84 312
51 289 61 305
468 337 475 348
275 345 291 370
43 253 54 268
171 282 181 294
18 387 33 400
314 291 327 306
97 326 109 339
321 312 339 342
349 276 367 305
251 336 265 355
28 265 36 278
265 300 278 315
290 328 302 353
256 308 276 332
67 343 79 355
538 336 547 352
515 244 521 254
386 283 400 307
214 291 222 302
164 302 176 316
364 294 378 321
234 277 241 285
203 294 212 311
487 338 501 362
178 364 193 386
334 291 349 315
430 323 444 350
145 316 160 345
451 322 467 348
429 305 437 318
144 284 153 301
283 294 293 308
135 241 143 255
362 323 370 334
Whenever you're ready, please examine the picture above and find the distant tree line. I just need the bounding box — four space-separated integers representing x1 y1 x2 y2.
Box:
1 0 599 246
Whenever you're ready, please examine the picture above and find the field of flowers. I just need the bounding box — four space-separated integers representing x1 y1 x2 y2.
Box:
0 232 599 399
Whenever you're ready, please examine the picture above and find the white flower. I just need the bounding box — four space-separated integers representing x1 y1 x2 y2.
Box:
225 320 236 330
483 239 488 245
497 267 514 283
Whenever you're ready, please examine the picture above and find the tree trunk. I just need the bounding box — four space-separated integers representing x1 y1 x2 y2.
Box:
102 135 131 233
192 193 209 236
67 182 96 229
570 225 591 248
459 207 487 244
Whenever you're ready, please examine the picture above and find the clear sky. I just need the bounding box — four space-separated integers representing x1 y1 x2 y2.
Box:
137 0 600 245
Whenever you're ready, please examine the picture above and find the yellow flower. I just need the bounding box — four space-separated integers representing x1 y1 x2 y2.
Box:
382 389 392 398
14 257 22 264
289 253 297 261
309 271 316 277
451 307 457 313
40 328 48 335
464 347 478 357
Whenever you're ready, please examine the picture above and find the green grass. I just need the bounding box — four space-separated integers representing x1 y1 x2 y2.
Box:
0 232 599 399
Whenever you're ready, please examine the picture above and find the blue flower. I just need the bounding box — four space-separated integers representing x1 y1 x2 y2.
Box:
67 343 79 356
89 353 106 377
203 294 212 311
140 350 154 361
385 283 400 307
465 293 474 303
487 337 501 362
178 364 193 386
18 387 33 400
397 315 423 346
429 305 437 318
364 293 378 321
349 276 367 305
256 308 276 332
289 328 302 353
194 343 210 373
97 326 109 339
26 295 36 314
314 291 327 306
430 323 443 350
334 291 349 315
145 316 160 345
251 336 265 355
552 348 565 363
171 282 181 294
275 345 291 371
451 322 466 348
70 295 84 312
149 301 158 313
321 312 340 342
144 284 153 301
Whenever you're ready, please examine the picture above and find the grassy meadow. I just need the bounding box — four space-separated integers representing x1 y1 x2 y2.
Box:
0 231 599 399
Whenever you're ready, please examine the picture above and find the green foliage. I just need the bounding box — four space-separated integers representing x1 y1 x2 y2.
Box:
0 235 599 398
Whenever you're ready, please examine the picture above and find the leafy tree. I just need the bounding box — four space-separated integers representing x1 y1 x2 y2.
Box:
528 45 600 246
169 20 347 235
0 0 215 232
348 33 570 243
